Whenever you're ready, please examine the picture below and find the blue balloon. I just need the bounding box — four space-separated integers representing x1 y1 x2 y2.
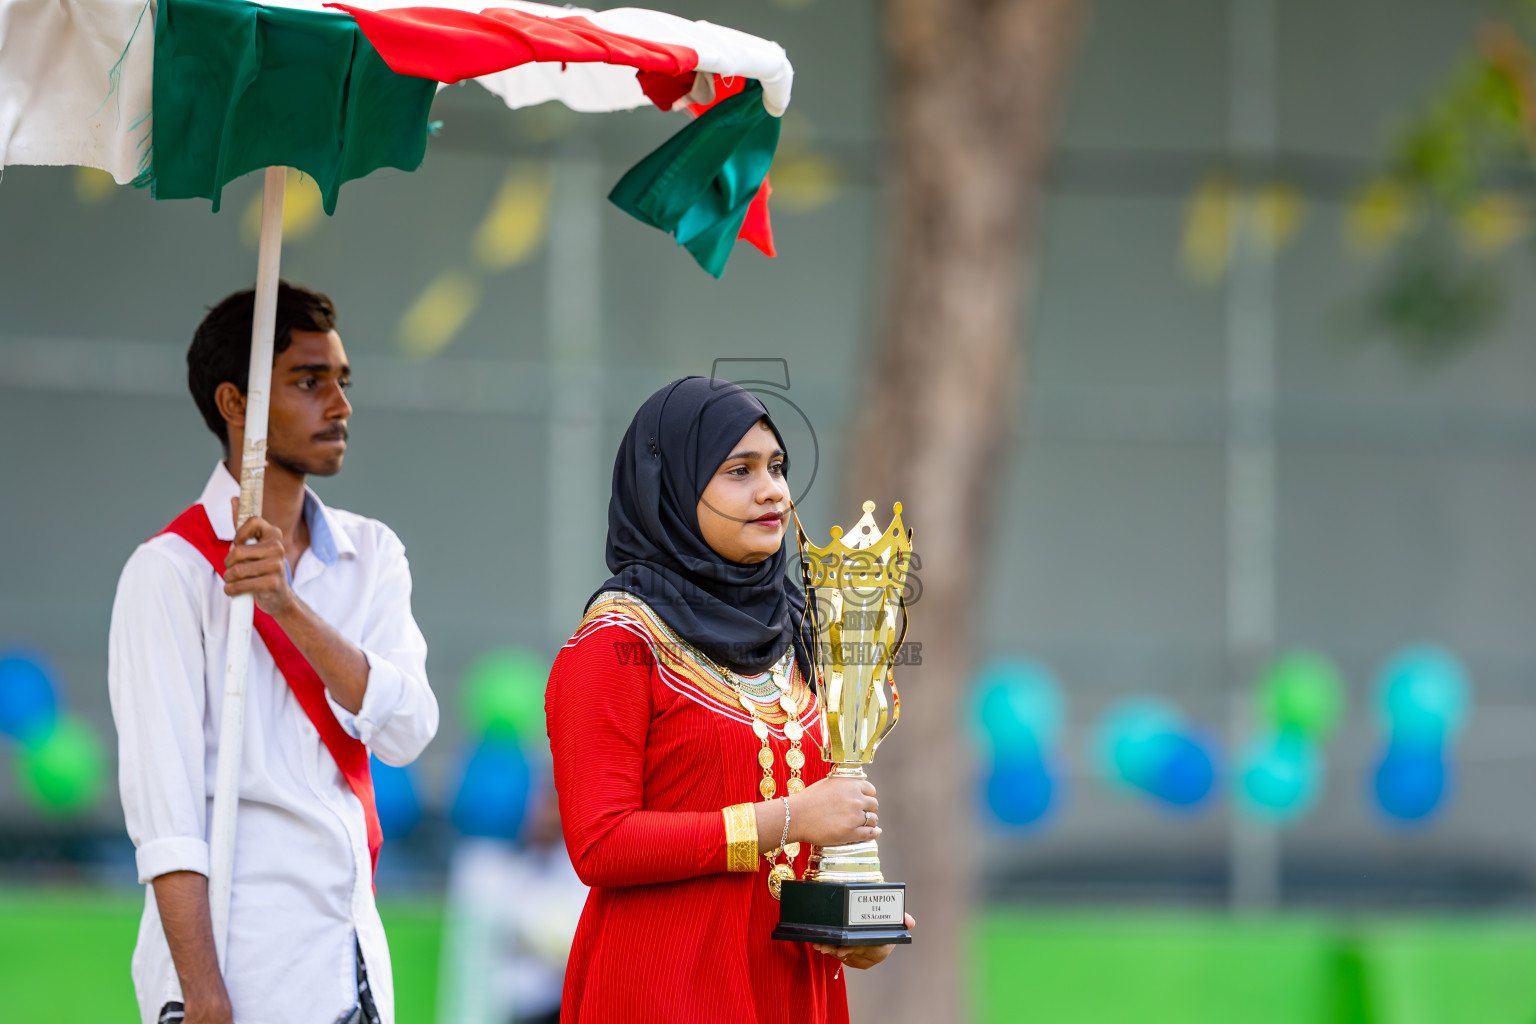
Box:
1096 699 1181 788
0 652 57 743
984 749 1055 827
975 659 1065 753
1239 729 1321 822
370 756 421 841
451 739 531 840
1378 646 1469 745
1143 732 1218 809
1374 742 1448 822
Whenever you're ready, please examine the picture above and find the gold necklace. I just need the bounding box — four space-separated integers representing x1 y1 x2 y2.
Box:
720 655 804 796
644 616 809 900
720 653 805 899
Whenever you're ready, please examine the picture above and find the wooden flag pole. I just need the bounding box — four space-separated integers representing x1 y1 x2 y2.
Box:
208 165 286 968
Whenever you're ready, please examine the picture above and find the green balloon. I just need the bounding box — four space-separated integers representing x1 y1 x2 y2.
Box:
1258 653 1346 740
18 716 106 816
463 649 549 741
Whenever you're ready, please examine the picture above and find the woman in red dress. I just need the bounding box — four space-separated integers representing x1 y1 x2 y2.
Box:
547 377 914 1023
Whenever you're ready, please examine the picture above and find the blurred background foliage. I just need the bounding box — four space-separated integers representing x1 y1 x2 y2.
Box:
1361 0 1536 356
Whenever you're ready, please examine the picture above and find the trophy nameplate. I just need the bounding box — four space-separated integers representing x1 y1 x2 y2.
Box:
773 881 909 945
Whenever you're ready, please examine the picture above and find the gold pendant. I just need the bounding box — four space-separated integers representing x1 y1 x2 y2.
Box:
785 747 805 771
757 747 775 770
751 719 770 740
767 862 796 900
770 650 794 694
759 776 778 800
784 720 803 742
783 842 801 859
786 776 805 795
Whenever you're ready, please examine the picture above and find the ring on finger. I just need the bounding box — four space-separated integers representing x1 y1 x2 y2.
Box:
862 811 872 828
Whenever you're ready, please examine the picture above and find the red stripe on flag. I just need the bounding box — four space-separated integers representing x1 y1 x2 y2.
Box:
326 5 698 84
739 175 776 258
687 72 748 117
636 69 696 111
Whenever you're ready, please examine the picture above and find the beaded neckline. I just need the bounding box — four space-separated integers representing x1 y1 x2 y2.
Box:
576 593 815 730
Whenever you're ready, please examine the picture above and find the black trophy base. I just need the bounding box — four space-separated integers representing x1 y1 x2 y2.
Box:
771 880 912 947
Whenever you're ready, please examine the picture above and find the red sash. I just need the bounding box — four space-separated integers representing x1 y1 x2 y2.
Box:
161 504 382 875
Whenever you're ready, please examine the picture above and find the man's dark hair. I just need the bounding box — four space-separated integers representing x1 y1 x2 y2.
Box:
187 282 338 450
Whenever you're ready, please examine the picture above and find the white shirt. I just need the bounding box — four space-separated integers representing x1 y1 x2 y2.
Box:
108 463 439 1024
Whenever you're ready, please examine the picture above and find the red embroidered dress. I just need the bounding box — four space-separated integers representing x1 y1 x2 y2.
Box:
547 593 849 1024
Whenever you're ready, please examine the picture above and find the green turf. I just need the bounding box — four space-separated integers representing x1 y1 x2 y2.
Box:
974 911 1345 1023
0 888 441 1022
1354 920 1536 1024
380 900 443 1023
7 890 1536 1022
973 911 1536 1024
0 887 142 1019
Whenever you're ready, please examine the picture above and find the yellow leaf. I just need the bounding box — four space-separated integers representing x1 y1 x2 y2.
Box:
472 166 552 271
1456 191 1529 257
769 153 842 212
1345 178 1414 258
1182 174 1234 283
1250 181 1307 253
73 167 117 205
240 169 325 247
398 270 483 358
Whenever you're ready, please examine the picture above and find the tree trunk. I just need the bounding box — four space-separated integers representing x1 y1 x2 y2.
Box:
841 1 1086 1019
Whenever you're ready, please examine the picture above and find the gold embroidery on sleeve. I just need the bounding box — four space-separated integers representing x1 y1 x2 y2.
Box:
722 802 758 873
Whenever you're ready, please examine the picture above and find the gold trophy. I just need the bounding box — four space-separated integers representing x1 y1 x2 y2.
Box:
773 501 914 946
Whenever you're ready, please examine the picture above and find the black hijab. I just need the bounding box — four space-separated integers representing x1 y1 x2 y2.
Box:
592 376 810 677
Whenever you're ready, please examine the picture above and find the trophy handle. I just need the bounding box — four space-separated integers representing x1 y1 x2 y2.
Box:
791 505 825 683
885 546 913 672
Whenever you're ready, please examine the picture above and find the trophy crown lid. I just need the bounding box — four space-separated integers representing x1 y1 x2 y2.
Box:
798 501 913 591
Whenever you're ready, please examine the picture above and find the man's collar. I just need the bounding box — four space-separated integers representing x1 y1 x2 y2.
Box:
197 461 355 561
198 462 240 541
303 489 356 564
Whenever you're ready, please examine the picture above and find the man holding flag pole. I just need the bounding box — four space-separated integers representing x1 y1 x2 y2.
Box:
108 278 439 1024
3 0 803 1017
